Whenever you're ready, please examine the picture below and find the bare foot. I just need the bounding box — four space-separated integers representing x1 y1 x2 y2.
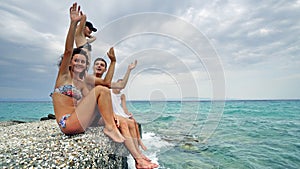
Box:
135 158 159 169
140 153 151 162
103 127 125 143
139 139 147 151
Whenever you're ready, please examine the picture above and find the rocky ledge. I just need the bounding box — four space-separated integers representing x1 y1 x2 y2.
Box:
0 120 129 168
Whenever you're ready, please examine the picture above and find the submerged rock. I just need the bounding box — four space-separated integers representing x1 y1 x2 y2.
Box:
0 120 129 168
180 143 199 151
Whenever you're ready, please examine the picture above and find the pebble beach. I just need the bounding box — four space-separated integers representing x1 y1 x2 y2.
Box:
0 120 129 168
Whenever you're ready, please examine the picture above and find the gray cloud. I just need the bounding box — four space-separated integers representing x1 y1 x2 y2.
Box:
0 0 299 100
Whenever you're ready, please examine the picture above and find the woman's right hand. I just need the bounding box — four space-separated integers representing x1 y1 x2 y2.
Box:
69 2 83 23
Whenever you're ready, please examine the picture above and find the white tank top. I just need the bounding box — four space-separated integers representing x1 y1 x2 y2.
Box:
110 90 130 118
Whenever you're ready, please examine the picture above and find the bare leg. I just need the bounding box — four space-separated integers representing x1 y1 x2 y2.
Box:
133 119 147 151
127 119 140 150
95 87 126 143
76 86 125 143
98 117 105 126
127 119 150 161
118 118 158 169
128 118 147 150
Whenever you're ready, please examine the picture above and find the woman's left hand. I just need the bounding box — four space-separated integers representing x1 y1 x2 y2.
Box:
70 2 83 23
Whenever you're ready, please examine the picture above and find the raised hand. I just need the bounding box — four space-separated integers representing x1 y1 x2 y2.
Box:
128 60 137 70
107 47 116 62
69 2 82 23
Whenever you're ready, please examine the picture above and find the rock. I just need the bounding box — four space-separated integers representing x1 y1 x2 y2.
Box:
137 122 142 138
0 120 129 168
180 142 199 151
48 114 56 119
0 121 26 127
40 117 49 121
11 120 26 123
40 114 55 121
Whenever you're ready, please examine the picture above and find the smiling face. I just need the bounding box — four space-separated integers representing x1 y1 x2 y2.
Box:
70 54 87 73
93 60 107 77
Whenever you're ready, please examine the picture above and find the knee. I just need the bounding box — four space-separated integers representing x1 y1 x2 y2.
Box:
120 120 128 129
128 120 135 129
94 85 108 91
94 86 110 95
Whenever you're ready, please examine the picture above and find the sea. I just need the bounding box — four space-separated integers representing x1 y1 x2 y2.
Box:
0 100 299 169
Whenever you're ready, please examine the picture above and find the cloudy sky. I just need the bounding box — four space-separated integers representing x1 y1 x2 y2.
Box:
0 0 299 101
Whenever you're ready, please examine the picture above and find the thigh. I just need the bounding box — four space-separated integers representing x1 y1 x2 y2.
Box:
75 90 98 129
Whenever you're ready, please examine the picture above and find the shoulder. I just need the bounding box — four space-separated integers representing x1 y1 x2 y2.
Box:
121 94 126 99
84 74 94 82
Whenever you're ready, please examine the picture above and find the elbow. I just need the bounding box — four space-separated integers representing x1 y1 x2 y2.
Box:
118 82 126 89
113 84 124 90
103 81 112 88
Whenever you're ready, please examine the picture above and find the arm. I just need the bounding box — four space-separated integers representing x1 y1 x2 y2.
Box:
102 47 116 87
75 13 87 48
87 35 96 43
121 94 132 117
85 74 111 88
56 3 82 84
81 86 90 97
111 60 137 89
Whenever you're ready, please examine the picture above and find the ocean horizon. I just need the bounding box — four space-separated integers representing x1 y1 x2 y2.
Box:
1 97 300 102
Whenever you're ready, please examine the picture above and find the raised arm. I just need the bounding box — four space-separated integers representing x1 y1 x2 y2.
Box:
111 60 137 89
102 47 117 87
56 3 82 84
85 74 110 88
75 12 87 48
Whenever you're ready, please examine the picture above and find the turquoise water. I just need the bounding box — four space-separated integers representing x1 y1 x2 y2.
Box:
0 101 53 122
127 100 300 169
0 100 299 168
